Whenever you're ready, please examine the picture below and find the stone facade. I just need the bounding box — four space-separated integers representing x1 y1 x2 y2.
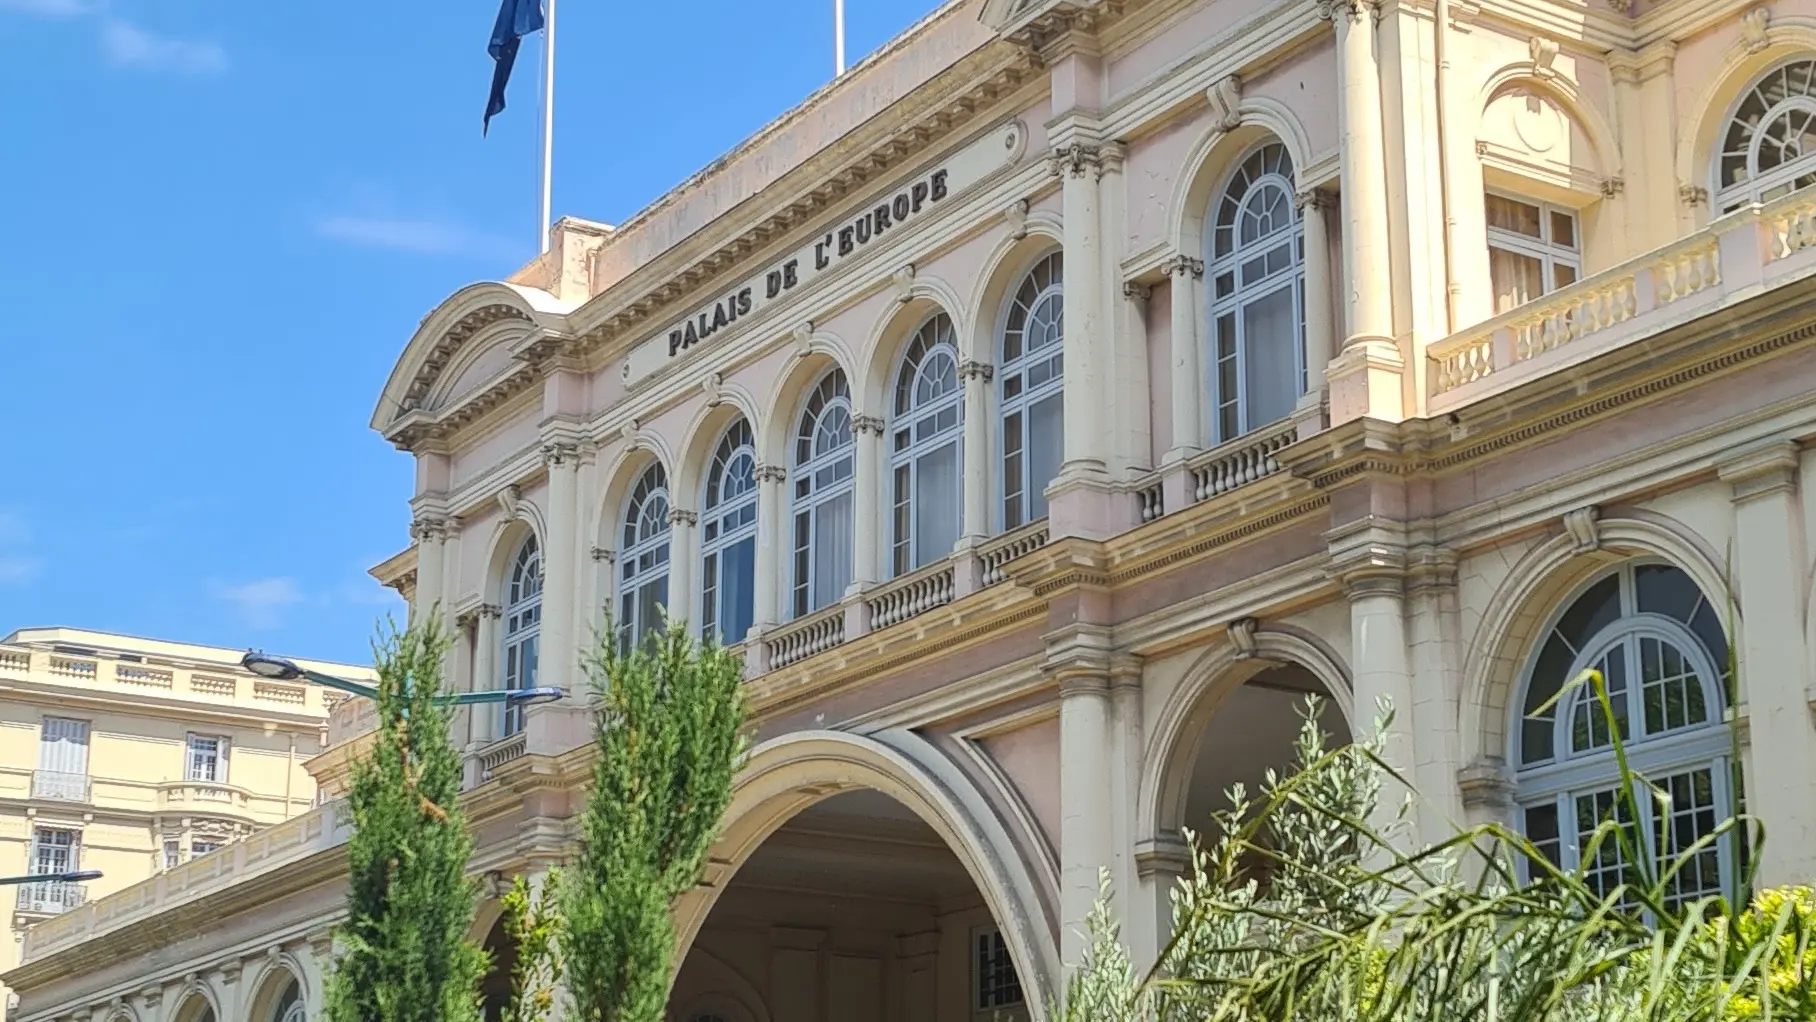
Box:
11 0 1816 1020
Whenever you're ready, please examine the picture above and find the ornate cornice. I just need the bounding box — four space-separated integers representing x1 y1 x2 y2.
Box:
397 304 533 415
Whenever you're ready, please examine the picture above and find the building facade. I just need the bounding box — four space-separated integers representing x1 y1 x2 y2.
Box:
10 0 1816 1019
0 629 362 1021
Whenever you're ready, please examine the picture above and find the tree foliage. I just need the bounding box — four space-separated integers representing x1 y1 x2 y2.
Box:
325 620 488 1022
564 622 749 1022
1057 682 1816 1022
500 869 566 1022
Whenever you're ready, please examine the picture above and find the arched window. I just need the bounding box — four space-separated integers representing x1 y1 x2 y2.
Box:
1514 563 1735 909
792 370 854 617
1205 141 1304 444
1000 252 1064 530
274 978 304 1022
701 419 757 645
502 535 541 736
618 463 672 650
1716 58 1816 213
890 313 963 575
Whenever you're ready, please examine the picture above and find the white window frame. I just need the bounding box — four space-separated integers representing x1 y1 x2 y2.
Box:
998 252 1064 532
275 978 306 1022
701 418 759 646
163 838 181 870
618 462 673 651
1485 190 1581 312
1204 141 1305 445
185 734 228 784
1714 58 1816 213
971 925 1025 1013
890 313 965 576
190 839 224 859
502 534 543 737
30 827 77 875
1512 563 1737 907
790 369 855 618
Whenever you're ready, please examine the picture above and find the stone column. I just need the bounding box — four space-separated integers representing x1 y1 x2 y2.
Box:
1049 628 1116 964
572 443 601 650
1296 189 1335 416
1324 0 1404 426
1163 255 1204 464
846 414 886 637
666 507 699 630
955 360 994 596
747 463 788 673
1330 523 1416 841
470 605 501 747
1718 442 1816 886
1406 545 1465 841
409 514 448 627
539 441 580 696
1054 143 1111 487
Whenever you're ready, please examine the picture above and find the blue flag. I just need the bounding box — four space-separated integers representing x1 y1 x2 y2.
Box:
484 0 545 135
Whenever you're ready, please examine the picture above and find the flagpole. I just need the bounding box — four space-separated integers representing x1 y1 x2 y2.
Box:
834 0 845 75
539 0 556 254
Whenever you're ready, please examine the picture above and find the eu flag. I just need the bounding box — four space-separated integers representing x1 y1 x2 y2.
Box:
484 0 545 135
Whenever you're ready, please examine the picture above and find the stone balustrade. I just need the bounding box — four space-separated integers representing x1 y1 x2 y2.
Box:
0 643 334 715
866 562 956 631
979 522 1050 587
768 604 847 670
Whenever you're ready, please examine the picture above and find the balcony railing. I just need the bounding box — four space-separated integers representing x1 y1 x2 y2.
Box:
768 603 847 670
979 522 1050 587
477 733 528 780
1428 190 1816 405
0 643 341 715
15 880 87 916
30 770 91 803
867 560 956 630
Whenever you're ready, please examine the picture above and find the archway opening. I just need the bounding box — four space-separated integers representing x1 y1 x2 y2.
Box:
671 789 1028 1022
1176 664 1350 879
480 913 518 1022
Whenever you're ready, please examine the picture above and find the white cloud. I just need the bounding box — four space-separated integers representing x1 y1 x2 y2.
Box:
0 557 40 586
0 0 96 16
314 215 510 258
100 17 226 75
215 577 303 630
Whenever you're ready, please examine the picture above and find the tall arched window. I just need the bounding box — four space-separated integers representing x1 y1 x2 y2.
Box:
701 419 757 645
1514 563 1735 909
274 979 304 1022
1000 252 1064 530
792 370 854 617
1716 58 1816 213
618 463 671 651
502 535 541 736
1206 141 1304 444
891 313 963 575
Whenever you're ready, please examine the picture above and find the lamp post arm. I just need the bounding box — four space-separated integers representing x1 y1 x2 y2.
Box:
292 667 381 702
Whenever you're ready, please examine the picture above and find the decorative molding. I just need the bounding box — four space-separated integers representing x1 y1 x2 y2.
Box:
1562 505 1602 552
1741 6 1771 53
1226 617 1259 659
1716 441 1800 503
790 321 815 355
1048 142 1123 179
1207 74 1243 132
1457 758 1516 810
1528 35 1560 77
958 359 996 383
1600 176 1625 198
701 372 723 406
1122 280 1152 301
754 463 788 484
496 483 522 519
666 507 700 528
1133 833 1191 878
1604 0 1631 14
620 418 640 442
590 546 616 564
540 440 580 467
1679 183 1709 207
890 263 917 303
852 414 887 437
1315 0 1378 22
1004 198 1030 240
479 602 503 619
1294 188 1332 213
1161 254 1204 279
409 515 451 543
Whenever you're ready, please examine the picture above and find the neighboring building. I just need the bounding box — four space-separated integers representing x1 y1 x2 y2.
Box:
11 0 1816 1020
0 629 363 1021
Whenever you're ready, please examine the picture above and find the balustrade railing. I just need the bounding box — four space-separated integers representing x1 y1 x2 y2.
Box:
31 770 91 803
1137 481 1164 522
15 880 87 916
48 656 96 680
867 563 956 630
115 663 173 688
477 734 528 779
979 522 1049 587
1189 421 1298 501
768 605 846 669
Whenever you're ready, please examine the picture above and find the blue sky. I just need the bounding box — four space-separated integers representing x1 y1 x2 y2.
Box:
0 0 938 665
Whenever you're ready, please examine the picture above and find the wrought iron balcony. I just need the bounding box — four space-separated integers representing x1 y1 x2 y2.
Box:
30 770 91 803
14 880 87 916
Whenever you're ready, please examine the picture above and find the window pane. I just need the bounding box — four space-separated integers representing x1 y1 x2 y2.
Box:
1486 194 1543 237
1654 767 1723 911
813 492 853 611
719 536 756 645
1242 286 1299 432
913 443 961 569
1553 262 1577 289
1490 245 1546 314
1524 801 1561 869
1002 410 1025 530
1550 209 1577 249
1027 392 1064 525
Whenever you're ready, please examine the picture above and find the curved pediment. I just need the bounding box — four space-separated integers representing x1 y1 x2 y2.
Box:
370 281 578 442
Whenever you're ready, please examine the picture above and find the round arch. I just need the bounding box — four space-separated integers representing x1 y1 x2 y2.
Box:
169 985 220 1022
244 953 310 1022
1458 509 1736 769
1474 66 1620 182
1675 31 1816 220
673 729 1060 1021
482 508 547 611
591 436 676 558
856 284 968 420
670 946 773 1022
758 332 858 471
1167 98 1315 260
1137 626 1355 842
964 223 1065 368
672 388 763 512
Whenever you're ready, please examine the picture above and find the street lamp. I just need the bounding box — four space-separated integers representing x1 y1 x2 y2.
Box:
241 652 563 709
0 870 101 887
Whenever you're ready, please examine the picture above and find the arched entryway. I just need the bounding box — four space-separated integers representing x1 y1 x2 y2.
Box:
479 913 518 1022
670 731 1058 1022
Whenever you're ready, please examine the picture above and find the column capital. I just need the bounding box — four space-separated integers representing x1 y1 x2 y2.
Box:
540 440 583 467
409 515 453 542
1717 441 1800 503
590 546 616 563
852 413 887 437
1048 142 1124 180
1316 0 1380 22
1121 279 1152 301
754 463 788 484
958 359 995 383
1457 758 1516 810
1133 833 1192 878
1161 254 1205 279
1294 187 1334 213
1405 545 1459 595
1043 623 1117 693
1325 519 1410 598
666 507 699 529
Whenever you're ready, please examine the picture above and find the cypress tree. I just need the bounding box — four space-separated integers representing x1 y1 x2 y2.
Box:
563 622 748 1022
325 620 487 1022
